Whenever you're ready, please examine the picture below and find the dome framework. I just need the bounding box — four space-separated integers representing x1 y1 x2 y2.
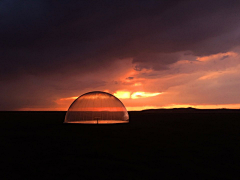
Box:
64 91 129 124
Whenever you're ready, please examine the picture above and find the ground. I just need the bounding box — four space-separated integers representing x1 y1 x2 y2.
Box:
1 111 240 179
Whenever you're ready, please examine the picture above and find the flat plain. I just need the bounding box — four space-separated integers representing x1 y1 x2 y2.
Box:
1 110 240 179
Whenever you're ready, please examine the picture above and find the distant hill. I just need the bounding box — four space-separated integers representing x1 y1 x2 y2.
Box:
141 107 240 113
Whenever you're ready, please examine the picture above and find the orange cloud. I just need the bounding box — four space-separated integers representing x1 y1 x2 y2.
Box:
24 50 240 112
196 52 237 62
58 97 78 101
198 67 238 80
55 96 78 105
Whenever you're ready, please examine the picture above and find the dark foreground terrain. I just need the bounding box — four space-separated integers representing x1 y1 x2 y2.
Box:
1 110 240 179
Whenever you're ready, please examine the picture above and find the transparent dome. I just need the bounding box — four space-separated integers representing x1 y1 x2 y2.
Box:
64 91 129 124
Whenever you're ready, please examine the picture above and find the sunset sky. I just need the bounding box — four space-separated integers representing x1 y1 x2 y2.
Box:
1 0 240 111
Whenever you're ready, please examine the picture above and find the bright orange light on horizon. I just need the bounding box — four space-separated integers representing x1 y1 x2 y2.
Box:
125 103 240 111
162 104 240 109
69 107 126 111
18 103 240 111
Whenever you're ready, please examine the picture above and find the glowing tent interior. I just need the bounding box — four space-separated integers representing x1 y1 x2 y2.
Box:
64 91 129 124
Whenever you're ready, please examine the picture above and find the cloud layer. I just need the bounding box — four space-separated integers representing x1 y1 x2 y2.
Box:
1 0 240 110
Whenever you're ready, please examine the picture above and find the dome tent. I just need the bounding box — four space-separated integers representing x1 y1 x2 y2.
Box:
64 91 129 124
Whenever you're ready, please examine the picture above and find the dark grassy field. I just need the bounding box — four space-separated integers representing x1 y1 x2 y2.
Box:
1 111 240 179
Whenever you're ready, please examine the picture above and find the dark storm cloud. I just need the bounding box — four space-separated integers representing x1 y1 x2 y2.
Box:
2 0 240 80
1 0 240 109
133 52 183 71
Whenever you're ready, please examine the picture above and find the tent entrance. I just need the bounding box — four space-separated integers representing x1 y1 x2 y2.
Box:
94 116 101 124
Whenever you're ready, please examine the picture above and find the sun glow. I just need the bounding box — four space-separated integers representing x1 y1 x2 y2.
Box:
131 92 162 99
114 90 162 99
114 91 131 99
134 82 142 86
